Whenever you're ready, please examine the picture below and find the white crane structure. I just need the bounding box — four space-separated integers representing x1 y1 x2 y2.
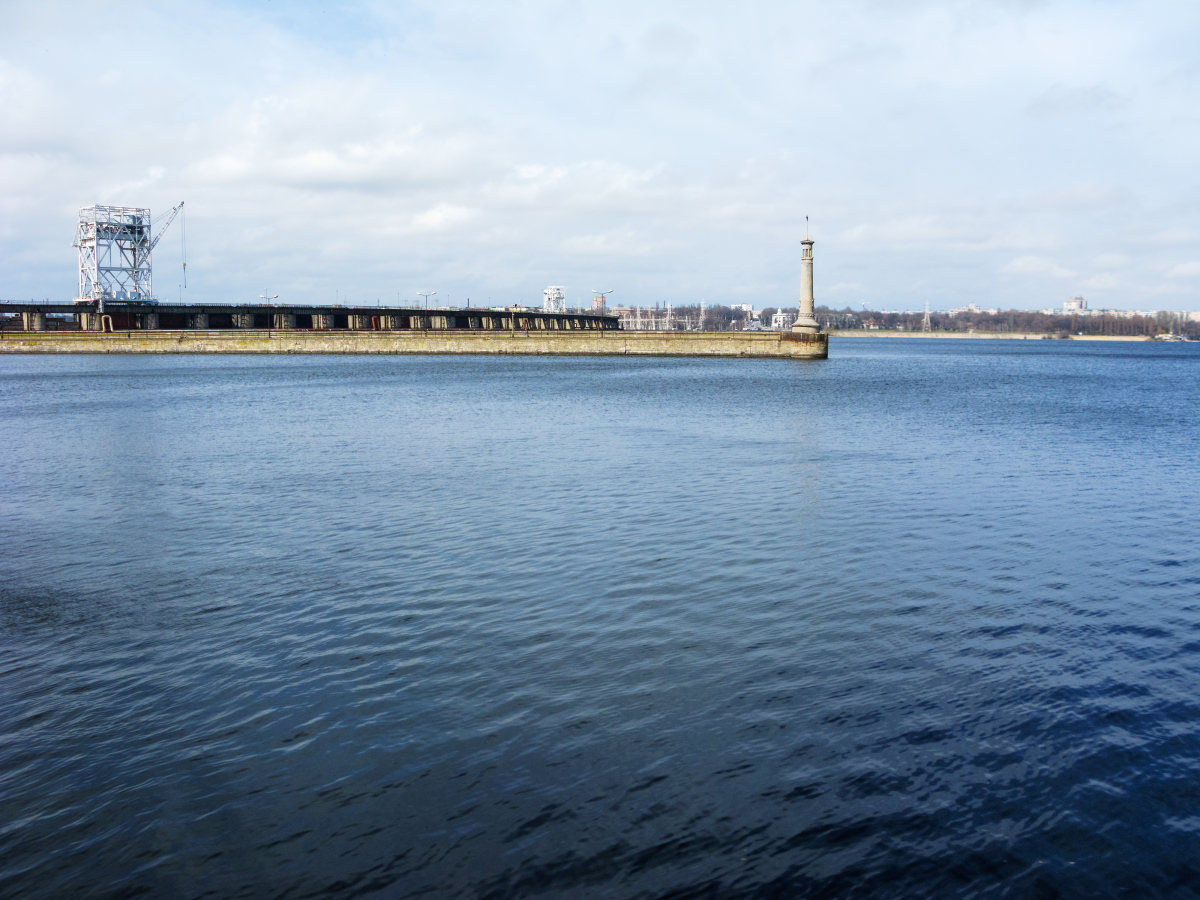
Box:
542 286 567 313
74 202 183 305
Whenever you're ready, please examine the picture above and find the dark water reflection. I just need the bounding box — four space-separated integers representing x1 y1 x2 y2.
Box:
2 339 1200 898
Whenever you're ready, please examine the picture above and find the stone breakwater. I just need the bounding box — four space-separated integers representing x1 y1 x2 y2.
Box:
0 329 828 359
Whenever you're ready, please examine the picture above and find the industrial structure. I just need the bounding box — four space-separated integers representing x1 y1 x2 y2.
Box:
0 203 616 333
0 201 829 357
2 301 619 334
615 304 678 331
74 203 183 305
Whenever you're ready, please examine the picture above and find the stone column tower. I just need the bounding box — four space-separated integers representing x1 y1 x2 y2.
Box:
791 236 821 334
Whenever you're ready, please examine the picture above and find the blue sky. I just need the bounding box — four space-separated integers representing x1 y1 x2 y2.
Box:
2 0 1199 310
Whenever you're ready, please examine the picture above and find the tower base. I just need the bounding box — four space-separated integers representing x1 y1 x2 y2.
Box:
790 316 821 335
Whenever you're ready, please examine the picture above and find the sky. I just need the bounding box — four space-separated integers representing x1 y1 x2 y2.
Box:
2 0 1199 312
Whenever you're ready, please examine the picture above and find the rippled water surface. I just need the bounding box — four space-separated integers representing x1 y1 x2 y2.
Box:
3 339 1200 898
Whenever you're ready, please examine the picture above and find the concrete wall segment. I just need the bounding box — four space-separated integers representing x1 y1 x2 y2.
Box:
0 330 828 359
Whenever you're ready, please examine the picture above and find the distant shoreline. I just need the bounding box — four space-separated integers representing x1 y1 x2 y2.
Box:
826 331 1156 342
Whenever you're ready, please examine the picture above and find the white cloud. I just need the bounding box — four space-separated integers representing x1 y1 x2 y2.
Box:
2 0 1200 309
1082 273 1118 290
1003 256 1078 278
411 204 477 232
1027 84 1123 116
1026 183 1127 213
1166 262 1200 279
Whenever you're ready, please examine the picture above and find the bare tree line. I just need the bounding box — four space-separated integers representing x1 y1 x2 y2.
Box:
814 307 1197 337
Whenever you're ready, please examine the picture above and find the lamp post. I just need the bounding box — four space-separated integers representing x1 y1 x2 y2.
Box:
418 291 435 308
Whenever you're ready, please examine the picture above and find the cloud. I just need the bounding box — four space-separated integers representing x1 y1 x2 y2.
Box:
411 204 477 233
2 0 1200 309
1082 273 1118 290
1026 183 1127 213
642 22 698 57
1166 262 1200 279
810 42 903 82
561 227 672 257
1003 256 1077 278
1027 84 1123 116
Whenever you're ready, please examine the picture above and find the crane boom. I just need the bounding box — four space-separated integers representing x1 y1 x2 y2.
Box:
148 201 184 252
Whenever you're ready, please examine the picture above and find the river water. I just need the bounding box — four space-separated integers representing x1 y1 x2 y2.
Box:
2 339 1199 898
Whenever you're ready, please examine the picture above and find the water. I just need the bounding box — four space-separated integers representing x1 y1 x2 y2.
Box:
2 339 1199 898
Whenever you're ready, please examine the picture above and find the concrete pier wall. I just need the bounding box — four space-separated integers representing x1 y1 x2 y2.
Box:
0 329 828 359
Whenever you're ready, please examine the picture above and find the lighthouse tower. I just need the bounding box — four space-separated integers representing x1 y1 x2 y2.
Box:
791 233 821 334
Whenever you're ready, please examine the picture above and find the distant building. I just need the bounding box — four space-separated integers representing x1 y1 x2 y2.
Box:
1048 297 1162 318
948 303 995 317
770 311 793 330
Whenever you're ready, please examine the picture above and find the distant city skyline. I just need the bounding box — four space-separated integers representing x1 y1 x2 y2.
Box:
2 1 1200 310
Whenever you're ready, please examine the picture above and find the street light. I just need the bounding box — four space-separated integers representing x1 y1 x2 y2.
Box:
418 291 435 308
